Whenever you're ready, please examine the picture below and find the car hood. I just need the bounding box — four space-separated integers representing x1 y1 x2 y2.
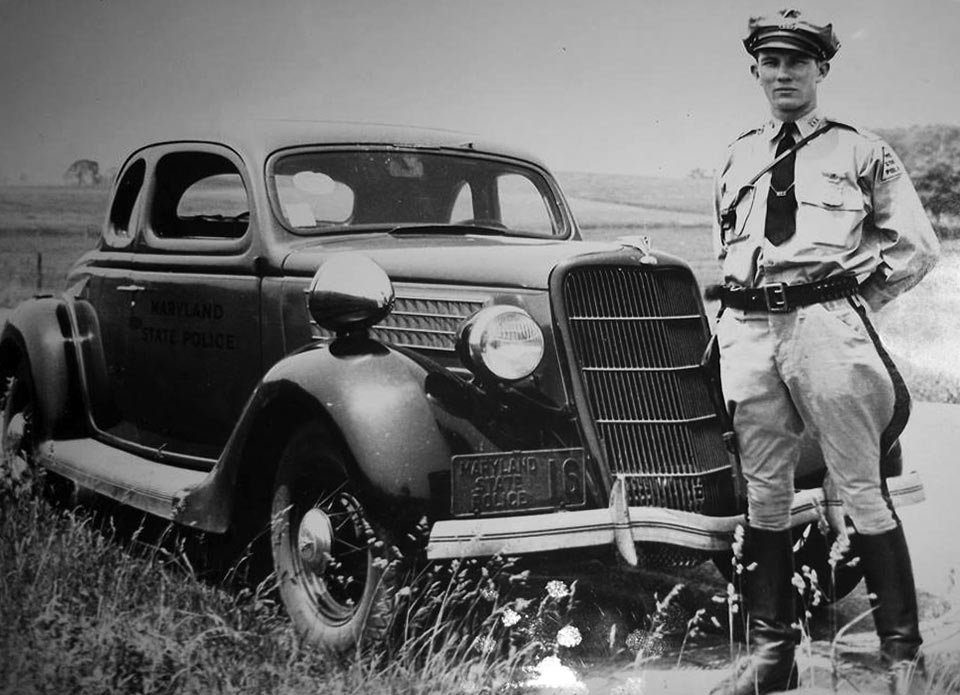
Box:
281 234 637 290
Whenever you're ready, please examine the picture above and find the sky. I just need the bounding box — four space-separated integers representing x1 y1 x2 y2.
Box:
1 0 959 183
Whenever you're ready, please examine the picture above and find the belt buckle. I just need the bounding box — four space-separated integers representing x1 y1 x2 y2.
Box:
762 283 790 312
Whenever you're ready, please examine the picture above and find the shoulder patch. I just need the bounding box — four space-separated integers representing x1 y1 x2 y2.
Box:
880 146 903 181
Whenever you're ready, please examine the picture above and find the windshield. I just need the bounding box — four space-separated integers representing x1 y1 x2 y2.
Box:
268 149 566 237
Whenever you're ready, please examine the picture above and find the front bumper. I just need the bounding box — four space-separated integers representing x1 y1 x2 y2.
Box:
426 471 925 562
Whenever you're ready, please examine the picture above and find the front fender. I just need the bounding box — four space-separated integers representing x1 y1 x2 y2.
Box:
269 338 452 498
0 297 78 438
175 336 455 531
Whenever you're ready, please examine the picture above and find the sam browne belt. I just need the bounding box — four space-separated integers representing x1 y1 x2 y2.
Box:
715 275 860 313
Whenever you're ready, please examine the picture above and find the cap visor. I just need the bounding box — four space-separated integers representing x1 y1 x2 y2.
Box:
750 36 821 59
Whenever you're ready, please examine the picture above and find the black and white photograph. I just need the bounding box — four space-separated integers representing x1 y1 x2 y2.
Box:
1 1 958 693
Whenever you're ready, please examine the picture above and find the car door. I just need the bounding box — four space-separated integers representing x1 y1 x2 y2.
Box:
74 158 145 443
123 146 262 465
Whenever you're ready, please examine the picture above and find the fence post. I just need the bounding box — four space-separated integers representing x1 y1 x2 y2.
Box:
36 251 43 292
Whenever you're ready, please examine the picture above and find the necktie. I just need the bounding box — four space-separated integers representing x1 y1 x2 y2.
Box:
764 122 798 246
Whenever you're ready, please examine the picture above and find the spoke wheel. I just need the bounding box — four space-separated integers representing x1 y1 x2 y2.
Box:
271 425 398 652
1 361 36 494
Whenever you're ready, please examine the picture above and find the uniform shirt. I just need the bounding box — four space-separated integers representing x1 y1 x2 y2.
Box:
712 110 940 310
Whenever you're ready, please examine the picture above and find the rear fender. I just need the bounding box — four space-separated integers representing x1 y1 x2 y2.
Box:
0 298 80 438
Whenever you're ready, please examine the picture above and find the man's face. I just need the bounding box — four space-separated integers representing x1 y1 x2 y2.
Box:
751 49 829 120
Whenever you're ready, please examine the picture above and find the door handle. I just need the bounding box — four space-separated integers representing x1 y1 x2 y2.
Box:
116 284 147 293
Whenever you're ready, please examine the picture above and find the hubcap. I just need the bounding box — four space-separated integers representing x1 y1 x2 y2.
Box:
297 507 334 574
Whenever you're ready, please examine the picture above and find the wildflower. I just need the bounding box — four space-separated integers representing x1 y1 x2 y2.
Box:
502 608 521 627
731 524 745 559
791 571 807 593
656 583 684 613
828 535 850 570
724 582 740 614
627 629 664 659
557 625 582 648
802 564 823 606
545 580 569 599
686 607 707 638
514 597 532 611
480 585 498 602
473 635 496 655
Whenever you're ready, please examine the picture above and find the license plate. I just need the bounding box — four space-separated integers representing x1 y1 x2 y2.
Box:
451 448 585 517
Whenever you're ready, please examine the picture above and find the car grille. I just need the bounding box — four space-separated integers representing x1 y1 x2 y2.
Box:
315 295 484 353
370 296 483 352
560 264 735 516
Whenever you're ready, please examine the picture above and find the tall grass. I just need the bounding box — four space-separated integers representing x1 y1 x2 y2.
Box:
0 473 605 694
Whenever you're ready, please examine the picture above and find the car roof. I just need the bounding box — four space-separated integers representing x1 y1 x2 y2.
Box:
125 119 551 172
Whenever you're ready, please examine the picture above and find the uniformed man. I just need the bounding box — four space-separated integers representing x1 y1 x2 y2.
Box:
710 9 940 695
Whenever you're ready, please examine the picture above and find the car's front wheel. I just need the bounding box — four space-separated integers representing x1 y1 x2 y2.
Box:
270 424 399 652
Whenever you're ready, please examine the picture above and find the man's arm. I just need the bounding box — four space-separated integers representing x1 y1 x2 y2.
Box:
859 141 941 311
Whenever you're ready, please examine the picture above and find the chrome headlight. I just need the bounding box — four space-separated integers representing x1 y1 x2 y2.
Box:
307 253 395 334
459 306 544 381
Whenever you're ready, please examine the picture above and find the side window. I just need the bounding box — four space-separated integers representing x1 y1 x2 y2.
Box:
107 159 145 242
151 152 249 239
497 174 554 234
177 174 248 219
450 182 474 221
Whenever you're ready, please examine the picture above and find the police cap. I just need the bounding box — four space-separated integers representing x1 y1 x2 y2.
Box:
743 9 840 61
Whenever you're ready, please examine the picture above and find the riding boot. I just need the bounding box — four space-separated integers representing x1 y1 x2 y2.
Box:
852 525 927 695
710 528 800 695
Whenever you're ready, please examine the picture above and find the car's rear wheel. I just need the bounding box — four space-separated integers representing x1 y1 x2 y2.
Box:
270 424 399 652
1 358 37 492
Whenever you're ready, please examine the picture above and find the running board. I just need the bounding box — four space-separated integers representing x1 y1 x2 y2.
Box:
37 438 208 523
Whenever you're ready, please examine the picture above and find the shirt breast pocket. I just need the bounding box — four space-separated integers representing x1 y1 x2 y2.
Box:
795 171 866 249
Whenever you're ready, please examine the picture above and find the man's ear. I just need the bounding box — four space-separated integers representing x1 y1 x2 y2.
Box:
817 60 831 82
750 63 759 80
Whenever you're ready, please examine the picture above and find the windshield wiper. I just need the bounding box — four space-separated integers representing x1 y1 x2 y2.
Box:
387 223 509 237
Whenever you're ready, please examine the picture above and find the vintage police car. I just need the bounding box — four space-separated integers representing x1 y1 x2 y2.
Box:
0 123 924 651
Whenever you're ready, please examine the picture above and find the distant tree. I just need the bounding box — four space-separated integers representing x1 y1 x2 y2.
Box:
913 160 960 222
19 172 29 184
63 159 102 186
687 167 712 180
877 125 960 223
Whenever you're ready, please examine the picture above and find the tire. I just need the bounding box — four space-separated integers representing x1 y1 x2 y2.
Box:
270 424 399 653
713 522 862 608
1 358 37 494
791 522 862 607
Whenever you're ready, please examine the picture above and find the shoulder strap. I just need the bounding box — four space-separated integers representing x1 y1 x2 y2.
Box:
719 122 837 237
744 122 837 187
